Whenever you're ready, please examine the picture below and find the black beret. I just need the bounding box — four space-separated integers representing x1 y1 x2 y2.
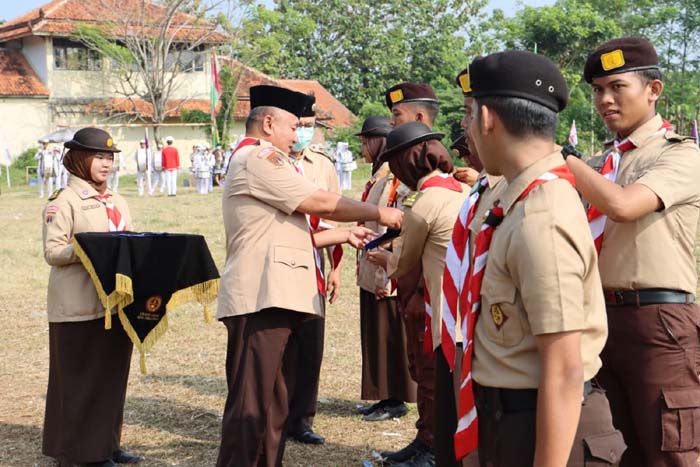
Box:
470 50 568 112
385 82 438 109
250 85 311 118
377 121 444 165
64 127 120 153
301 94 316 118
355 116 392 137
449 134 470 158
583 37 659 83
455 67 472 96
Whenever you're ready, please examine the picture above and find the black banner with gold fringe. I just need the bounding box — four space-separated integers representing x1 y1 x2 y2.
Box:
74 232 220 373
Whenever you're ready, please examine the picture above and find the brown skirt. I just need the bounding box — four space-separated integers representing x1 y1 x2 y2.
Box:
359 289 417 402
42 316 133 464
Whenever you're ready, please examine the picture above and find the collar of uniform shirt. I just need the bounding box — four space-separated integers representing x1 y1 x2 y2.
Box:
496 151 566 215
604 113 665 149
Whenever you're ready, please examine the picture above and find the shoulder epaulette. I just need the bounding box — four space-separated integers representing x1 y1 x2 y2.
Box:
402 191 422 208
48 188 64 201
664 132 694 143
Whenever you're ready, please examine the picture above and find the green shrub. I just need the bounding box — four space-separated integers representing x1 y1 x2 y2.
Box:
11 147 38 170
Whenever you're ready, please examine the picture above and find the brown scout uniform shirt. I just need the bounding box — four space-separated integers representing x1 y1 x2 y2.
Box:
387 170 469 351
587 114 700 293
473 152 608 389
217 139 323 320
43 176 133 323
357 163 395 295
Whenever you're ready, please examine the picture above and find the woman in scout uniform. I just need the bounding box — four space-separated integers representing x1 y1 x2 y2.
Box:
42 128 140 467
567 37 700 466
369 121 469 467
355 116 417 422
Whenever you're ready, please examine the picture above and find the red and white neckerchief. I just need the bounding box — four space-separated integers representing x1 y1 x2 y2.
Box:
94 193 126 232
441 177 489 371
455 165 575 460
417 173 463 354
233 137 259 153
292 160 329 297
586 119 673 253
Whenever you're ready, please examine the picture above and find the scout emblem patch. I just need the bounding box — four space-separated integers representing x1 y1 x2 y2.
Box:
459 73 471 93
257 147 285 166
389 89 404 104
106 137 113 148
490 304 507 330
601 49 625 71
145 295 163 313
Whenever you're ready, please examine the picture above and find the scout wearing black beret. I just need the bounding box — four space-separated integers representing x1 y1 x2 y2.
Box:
583 37 659 84
64 127 121 153
469 50 568 113
250 85 312 118
385 82 438 109
355 116 393 137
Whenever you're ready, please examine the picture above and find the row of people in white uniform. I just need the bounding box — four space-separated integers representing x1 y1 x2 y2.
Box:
35 142 68 198
191 144 228 195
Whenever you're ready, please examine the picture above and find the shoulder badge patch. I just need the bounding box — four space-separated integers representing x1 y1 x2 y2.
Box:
48 188 64 201
402 191 422 208
45 205 59 224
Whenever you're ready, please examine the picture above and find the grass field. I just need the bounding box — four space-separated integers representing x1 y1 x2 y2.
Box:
0 162 419 467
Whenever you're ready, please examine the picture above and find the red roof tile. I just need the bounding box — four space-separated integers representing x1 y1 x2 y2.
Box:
0 49 49 96
222 58 356 129
87 97 217 119
0 0 228 43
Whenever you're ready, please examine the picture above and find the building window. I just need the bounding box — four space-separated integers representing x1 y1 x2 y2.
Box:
53 39 102 71
178 50 205 73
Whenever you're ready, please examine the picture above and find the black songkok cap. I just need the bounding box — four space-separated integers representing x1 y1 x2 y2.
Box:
469 50 568 113
455 67 472 96
355 116 392 137
385 82 438 109
64 127 121 153
250 85 311 118
301 94 316 118
583 37 659 84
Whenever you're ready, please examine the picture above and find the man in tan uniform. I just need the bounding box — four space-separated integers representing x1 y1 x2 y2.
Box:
378 82 440 464
567 37 700 466
454 51 623 466
286 95 342 445
369 121 469 467
216 85 403 467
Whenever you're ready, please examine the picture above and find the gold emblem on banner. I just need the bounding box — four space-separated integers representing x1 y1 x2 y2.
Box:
145 295 163 313
601 49 625 71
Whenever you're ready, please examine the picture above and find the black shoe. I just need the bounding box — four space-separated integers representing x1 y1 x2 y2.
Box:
381 438 428 463
112 450 142 464
289 428 325 445
392 450 435 467
84 461 118 467
363 402 408 422
357 400 384 415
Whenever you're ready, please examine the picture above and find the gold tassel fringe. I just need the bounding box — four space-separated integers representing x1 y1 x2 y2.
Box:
167 278 219 324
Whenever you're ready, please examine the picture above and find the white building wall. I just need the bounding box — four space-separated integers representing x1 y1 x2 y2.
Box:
22 36 48 85
0 98 51 157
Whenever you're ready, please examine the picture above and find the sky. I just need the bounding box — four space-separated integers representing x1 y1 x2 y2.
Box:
0 0 555 23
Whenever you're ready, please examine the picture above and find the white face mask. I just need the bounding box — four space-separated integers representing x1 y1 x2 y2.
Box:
292 127 314 152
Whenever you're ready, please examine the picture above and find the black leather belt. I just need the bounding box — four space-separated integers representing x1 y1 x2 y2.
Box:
604 289 694 307
481 381 593 413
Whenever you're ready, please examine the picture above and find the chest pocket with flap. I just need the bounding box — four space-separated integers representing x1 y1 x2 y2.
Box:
481 275 525 347
273 245 311 269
